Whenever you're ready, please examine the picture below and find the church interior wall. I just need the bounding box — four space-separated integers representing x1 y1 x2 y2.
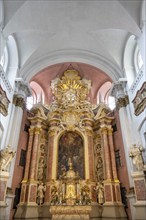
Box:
8 110 29 219
112 110 132 220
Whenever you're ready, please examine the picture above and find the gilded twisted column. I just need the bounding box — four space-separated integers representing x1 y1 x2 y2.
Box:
100 127 112 180
29 127 42 180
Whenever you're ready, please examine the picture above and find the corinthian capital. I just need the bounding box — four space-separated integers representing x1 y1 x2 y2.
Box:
15 78 32 101
110 79 129 110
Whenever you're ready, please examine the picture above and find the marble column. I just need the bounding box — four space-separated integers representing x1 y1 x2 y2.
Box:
87 134 95 180
14 125 42 219
19 127 34 204
108 127 122 204
100 126 112 180
23 128 34 181
21 126 42 206
29 127 42 180
44 130 55 204
108 128 118 180
99 117 127 219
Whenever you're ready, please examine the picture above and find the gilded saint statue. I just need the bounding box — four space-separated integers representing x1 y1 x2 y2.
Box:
0 145 15 171
94 182 104 205
37 182 46 205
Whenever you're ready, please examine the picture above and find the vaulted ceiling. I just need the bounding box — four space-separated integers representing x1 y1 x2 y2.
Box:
1 0 143 103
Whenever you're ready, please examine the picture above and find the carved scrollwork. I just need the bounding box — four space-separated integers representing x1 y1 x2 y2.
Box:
132 82 146 116
94 134 104 181
37 144 47 181
0 86 10 116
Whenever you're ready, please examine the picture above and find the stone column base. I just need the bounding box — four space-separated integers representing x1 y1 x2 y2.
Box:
0 205 8 220
102 202 127 220
50 205 92 220
14 203 38 219
90 204 103 219
134 201 146 220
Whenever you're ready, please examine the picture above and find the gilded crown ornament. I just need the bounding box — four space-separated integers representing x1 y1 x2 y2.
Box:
51 69 91 110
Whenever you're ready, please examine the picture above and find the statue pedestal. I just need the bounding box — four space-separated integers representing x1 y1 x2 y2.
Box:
0 171 9 220
50 205 92 220
102 202 127 220
0 171 9 205
131 171 146 220
14 203 39 219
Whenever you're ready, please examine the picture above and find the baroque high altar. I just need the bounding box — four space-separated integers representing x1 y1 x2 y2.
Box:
15 69 127 220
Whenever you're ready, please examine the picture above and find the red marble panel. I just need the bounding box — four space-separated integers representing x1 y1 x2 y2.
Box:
116 184 121 202
25 184 29 202
20 185 26 203
91 185 97 202
112 184 116 201
0 181 7 201
88 136 94 180
48 137 53 180
44 185 50 202
135 179 146 201
104 185 112 202
29 185 37 202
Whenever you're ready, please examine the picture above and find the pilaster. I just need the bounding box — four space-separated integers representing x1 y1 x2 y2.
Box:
131 171 146 220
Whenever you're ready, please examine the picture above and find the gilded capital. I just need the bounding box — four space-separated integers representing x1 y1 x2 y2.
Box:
100 127 108 135
29 128 34 136
48 129 56 137
108 128 113 135
34 127 42 134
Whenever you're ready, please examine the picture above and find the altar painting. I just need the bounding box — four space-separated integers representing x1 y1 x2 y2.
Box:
58 132 84 179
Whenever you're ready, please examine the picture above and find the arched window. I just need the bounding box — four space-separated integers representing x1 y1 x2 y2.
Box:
137 51 143 70
97 81 116 110
0 45 9 72
26 81 45 110
123 35 143 88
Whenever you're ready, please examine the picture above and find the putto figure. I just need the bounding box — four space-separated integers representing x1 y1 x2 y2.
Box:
0 145 15 171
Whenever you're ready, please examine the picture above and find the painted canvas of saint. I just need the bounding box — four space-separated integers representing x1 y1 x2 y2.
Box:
58 132 84 179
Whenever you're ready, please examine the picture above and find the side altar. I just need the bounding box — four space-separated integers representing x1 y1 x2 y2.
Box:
14 69 127 220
